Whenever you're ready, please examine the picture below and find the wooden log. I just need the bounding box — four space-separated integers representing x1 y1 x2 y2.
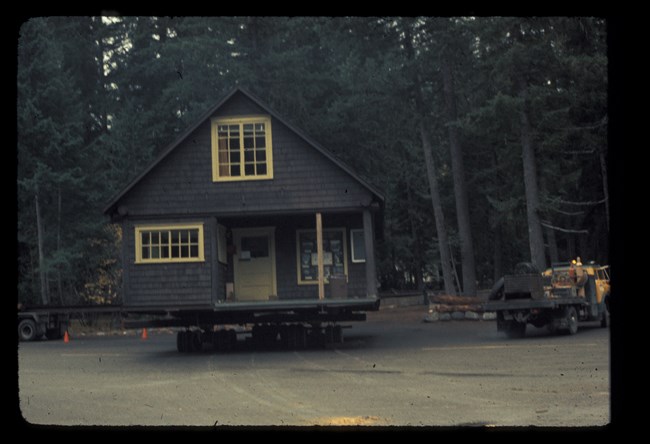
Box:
430 294 480 305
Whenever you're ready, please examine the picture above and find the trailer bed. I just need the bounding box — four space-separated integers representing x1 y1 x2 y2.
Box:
122 297 380 329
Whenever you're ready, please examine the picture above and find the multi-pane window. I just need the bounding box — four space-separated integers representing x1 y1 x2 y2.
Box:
135 224 204 264
296 228 347 285
212 116 273 181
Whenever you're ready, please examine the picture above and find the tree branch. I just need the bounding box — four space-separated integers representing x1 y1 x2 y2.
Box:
540 220 589 234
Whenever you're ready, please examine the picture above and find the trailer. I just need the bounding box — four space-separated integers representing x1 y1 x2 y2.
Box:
17 305 122 342
484 261 611 338
101 88 385 352
123 297 379 352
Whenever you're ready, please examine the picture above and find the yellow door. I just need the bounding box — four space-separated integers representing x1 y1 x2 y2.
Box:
233 227 277 301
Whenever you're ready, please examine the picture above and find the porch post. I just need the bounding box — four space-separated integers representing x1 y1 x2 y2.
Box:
316 212 325 300
209 217 219 304
363 210 377 298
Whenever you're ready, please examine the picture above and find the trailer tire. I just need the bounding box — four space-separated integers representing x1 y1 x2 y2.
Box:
294 325 307 349
280 325 295 349
18 319 38 342
177 330 194 353
333 325 343 344
177 331 187 353
190 330 203 352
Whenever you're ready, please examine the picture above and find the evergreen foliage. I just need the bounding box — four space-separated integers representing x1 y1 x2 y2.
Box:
16 16 609 304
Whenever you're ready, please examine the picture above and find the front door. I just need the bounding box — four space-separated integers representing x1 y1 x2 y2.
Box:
233 227 277 301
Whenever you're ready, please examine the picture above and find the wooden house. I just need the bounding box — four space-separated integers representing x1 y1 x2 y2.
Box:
104 87 384 315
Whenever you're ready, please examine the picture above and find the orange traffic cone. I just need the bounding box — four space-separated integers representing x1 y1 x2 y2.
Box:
141 328 148 340
64 331 70 343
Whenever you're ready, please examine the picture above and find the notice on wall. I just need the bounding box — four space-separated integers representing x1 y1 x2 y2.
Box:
297 229 346 283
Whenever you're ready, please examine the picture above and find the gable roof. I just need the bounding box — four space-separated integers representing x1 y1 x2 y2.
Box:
103 87 384 216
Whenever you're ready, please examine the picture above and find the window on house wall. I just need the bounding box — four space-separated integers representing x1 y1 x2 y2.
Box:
135 224 205 264
350 229 366 263
211 116 273 181
296 228 347 285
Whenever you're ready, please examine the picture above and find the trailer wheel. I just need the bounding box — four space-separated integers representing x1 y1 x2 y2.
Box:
177 330 195 353
18 319 38 342
293 325 307 349
190 330 203 352
280 325 296 349
227 329 237 349
324 325 335 347
213 330 236 351
177 331 187 353
333 325 343 344
563 307 578 335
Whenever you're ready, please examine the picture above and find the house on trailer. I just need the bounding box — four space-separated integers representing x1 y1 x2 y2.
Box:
103 87 384 315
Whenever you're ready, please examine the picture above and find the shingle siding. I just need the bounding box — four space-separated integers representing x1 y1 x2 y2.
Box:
122 218 213 307
118 93 375 218
273 213 366 300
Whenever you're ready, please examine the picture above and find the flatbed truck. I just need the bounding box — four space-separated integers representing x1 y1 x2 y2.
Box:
484 261 610 338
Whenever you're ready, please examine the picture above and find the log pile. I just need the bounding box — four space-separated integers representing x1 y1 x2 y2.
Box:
428 294 483 313
424 293 495 322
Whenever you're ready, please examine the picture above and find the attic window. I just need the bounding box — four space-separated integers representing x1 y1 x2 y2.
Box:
211 116 273 181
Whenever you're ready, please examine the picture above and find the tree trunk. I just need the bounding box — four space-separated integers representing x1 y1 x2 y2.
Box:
440 58 476 296
518 80 547 271
402 22 455 295
544 223 559 264
493 225 503 282
56 187 64 305
598 149 610 232
35 189 49 305
419 122 456 296
405 176 424 291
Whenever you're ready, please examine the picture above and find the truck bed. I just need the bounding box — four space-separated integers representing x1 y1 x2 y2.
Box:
483 297 587 312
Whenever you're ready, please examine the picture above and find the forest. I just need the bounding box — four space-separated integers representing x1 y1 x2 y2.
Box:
17 16 610 306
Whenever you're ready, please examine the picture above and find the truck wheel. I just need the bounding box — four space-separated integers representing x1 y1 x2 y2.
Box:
600 309 609 328
18 319 38 342
505 321 526 339
600 296 610 328
563 307 578 335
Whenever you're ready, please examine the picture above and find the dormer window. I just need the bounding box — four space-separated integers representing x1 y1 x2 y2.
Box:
211 116 274 181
